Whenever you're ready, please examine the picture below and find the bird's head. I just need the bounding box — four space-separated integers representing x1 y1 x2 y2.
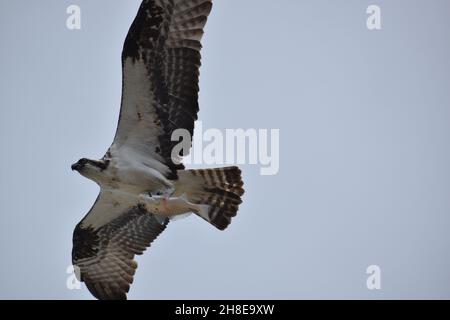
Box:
71 158 109 180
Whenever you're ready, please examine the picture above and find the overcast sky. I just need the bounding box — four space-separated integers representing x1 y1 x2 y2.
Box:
1 0 450 299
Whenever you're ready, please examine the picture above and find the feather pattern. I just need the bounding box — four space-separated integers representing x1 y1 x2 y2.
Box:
72 191 169 300
109 0 213 179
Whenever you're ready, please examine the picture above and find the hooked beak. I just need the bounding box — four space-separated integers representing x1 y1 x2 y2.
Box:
71 163 82 171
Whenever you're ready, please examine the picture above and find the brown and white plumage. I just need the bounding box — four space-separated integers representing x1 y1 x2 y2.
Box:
113 0 213 179
73 191 169 300
71 0 244 300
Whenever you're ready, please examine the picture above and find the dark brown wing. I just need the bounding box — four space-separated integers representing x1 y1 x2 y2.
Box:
109 0 213 179
72 192 169 300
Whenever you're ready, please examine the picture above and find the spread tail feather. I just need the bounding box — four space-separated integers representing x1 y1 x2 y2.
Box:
174 167 245 230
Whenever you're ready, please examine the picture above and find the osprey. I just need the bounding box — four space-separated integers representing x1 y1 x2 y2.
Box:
71 0 244 300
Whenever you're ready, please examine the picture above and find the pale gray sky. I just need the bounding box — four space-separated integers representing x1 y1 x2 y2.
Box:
1 0 450 299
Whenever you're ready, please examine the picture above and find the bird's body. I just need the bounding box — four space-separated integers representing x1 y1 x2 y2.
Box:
71 0 245 300
78 147 173 195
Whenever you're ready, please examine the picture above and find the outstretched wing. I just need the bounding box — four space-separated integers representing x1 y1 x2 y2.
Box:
109 0 213 179
72 191 169 300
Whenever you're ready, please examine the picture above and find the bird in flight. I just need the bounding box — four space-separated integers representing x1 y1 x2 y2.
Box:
71 0 244 300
